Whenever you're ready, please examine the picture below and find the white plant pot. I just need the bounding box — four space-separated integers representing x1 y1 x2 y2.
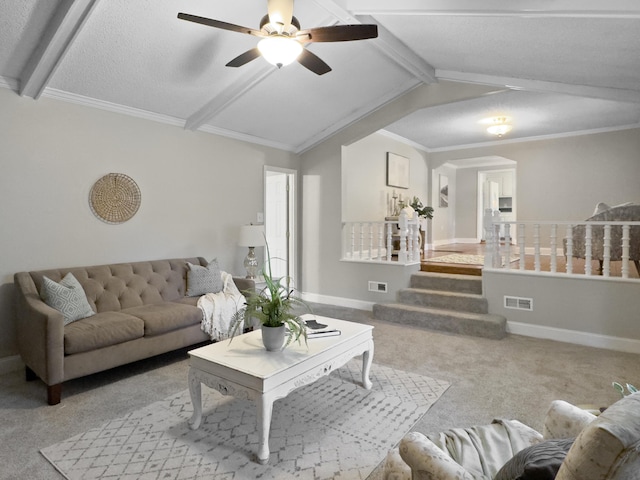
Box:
261 324 285 351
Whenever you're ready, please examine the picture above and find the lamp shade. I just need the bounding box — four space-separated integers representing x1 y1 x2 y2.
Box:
238 225 265 247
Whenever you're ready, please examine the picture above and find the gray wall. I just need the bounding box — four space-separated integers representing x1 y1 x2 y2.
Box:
0 88 298 360
484 271 640 347
431 129 640 225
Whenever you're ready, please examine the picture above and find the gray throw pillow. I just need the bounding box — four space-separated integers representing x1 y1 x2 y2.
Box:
41 273 95 325
494 437 575 480
187 259 223 296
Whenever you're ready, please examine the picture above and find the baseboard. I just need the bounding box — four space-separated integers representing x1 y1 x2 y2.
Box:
301 292 374 311
0 355 23 376
507 321 640 354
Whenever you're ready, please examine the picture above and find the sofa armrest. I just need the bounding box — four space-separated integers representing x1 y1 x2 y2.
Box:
399 431 475 480
14 272 65 386
232 277 255 293
543 400 597 439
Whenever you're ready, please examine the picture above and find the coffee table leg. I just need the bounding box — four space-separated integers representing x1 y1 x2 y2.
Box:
362 340 374 390
256 394 274 464
188 368 202 430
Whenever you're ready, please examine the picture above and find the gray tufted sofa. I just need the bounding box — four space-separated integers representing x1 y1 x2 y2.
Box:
14 257 253 405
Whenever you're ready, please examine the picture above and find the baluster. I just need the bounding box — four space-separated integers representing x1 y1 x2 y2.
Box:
483 209 494 268
368 222 374 261
349 224 355 260
622 224 630 278
550 224 557 273
518 223 526 270
386 221 393 262
534 224 541 272
413 223 421 261
565 225 573 274
493 224 501 268
398 211 408 263
603 225 611 277
585 224 592 276
504 224 512 270
377 223 384 261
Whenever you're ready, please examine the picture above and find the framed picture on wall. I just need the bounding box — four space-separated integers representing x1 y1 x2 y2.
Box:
439 174 449 208
386 153 409 189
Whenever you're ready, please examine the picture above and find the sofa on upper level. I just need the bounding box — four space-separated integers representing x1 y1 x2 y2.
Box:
14 257 253 405
564 202 640 275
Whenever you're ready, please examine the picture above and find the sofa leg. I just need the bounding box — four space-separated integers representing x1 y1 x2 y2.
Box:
47 384 62 405
25 366 38 382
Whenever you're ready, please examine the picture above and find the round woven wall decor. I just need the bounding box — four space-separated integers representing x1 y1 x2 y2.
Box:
89 173 141 224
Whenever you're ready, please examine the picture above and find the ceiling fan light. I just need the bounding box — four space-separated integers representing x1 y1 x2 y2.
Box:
258 36 302 68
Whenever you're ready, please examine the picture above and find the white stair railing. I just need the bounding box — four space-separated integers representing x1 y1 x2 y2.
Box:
484 211 640 281
342 211 421 265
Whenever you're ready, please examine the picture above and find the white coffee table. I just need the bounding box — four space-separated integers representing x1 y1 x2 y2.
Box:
187 314 374 464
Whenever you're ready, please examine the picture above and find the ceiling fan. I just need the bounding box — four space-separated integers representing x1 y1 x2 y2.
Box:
178 0 378 75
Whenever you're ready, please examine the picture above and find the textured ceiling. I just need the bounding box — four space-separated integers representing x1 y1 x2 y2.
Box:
1 0 639 154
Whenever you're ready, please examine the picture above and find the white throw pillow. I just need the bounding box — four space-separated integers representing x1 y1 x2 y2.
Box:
41 273 95 325
187 259 223 296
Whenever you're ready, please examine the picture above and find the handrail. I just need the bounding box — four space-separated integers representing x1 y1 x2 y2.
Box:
342 210 421 265
483 209 640 280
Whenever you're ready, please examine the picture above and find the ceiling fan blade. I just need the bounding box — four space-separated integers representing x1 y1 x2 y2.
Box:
226 48 262 67
177 13 263 37
267 0 293 28
297 24 378 43
297 49 331 75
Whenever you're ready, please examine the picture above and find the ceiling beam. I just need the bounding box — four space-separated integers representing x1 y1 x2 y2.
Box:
20 0 100 99
437 70 640 104
311 0 437 83
184 68 276 131
345 0 640 18
356 15 436 84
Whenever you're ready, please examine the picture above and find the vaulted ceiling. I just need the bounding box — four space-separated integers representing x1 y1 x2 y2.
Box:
1 1 639 154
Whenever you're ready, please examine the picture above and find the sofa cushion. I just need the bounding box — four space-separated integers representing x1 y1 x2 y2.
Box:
41 273 95 325
64 312 144 355
125 302 202 336
186 259 222 296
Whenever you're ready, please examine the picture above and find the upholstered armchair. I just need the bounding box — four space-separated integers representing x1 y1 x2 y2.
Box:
383 392 640 480
564 203 640 275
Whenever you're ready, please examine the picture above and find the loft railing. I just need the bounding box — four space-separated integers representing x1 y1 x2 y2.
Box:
342 211 421 265
483 210 640 280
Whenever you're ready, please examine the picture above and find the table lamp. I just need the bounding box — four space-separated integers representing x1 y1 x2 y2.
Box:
238 224 265 279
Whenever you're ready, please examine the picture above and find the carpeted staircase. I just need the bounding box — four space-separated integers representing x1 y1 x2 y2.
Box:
372 271 507 339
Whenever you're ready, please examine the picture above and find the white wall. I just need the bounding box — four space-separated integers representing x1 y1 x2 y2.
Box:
0 87 298 359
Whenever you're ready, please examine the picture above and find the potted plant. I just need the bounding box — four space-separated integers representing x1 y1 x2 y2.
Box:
410 196 433 251
229 242 310 351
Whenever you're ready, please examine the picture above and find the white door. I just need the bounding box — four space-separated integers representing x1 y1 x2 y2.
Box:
264 167 296 288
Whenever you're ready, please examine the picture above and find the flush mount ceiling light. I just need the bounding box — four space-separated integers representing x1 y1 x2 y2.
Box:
485 116 513 137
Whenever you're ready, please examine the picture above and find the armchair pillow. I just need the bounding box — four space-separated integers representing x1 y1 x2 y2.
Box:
494 437 574 480
186 258 223 296
41 273 95 325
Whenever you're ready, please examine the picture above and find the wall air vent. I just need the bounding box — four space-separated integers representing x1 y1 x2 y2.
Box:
368 281 388 293
504 295 533 311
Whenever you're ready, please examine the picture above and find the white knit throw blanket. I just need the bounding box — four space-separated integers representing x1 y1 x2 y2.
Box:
197 272 246 341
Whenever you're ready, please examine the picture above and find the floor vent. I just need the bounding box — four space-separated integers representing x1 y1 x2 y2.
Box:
368 281 388 293
504 295 533 311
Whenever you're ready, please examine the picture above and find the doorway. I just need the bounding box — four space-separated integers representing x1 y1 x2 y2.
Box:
264 167 296 287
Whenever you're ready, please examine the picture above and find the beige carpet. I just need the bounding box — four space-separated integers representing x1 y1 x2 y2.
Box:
41 360 449 480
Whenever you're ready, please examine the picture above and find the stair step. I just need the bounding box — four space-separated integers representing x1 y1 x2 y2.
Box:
398 288 488 314
410 271 482 294
372 303 506 340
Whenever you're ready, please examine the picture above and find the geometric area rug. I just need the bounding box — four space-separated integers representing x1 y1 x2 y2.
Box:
41 360 449 480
